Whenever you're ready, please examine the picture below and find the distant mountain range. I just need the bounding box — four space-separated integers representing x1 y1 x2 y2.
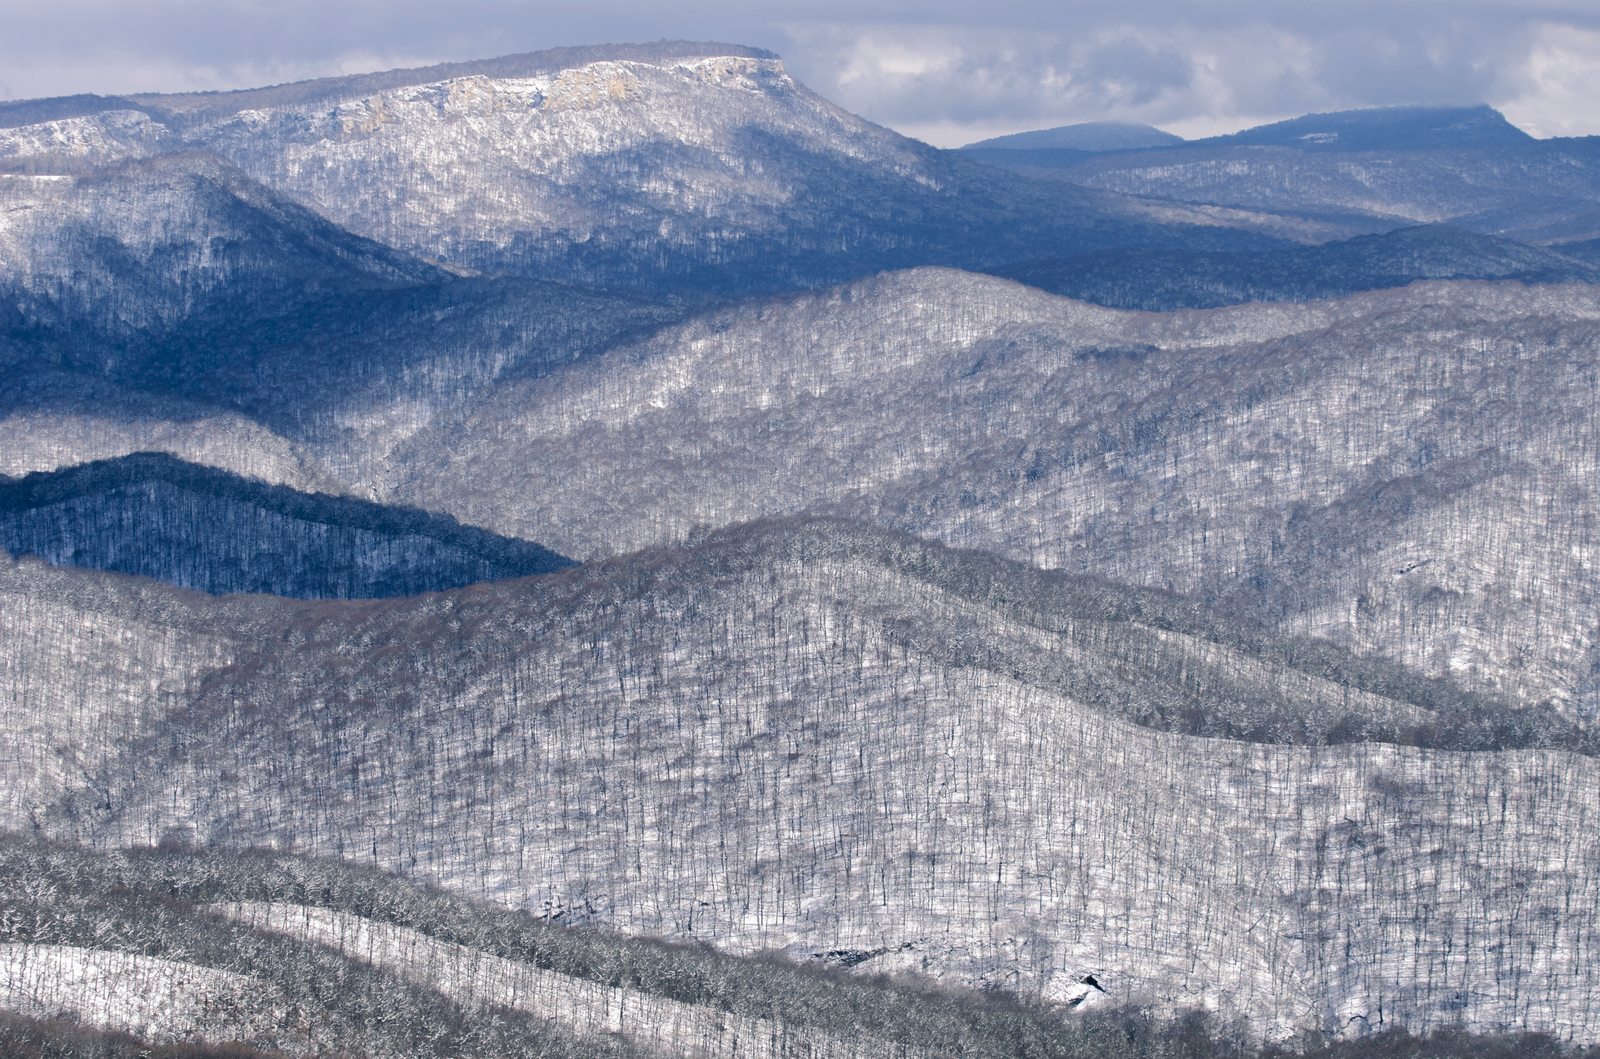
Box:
962 104 1532 155
962 104 1600 245
3 41 1600 1056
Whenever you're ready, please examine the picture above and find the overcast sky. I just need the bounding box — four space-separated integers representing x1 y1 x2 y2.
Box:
4 1 1600 146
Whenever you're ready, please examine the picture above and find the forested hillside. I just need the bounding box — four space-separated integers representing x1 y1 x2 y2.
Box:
4 518 1597 1041
0 453 573 597
349 270 1600 716
2 40 1599 1055
986 225 1600 309
19 836 1569 1059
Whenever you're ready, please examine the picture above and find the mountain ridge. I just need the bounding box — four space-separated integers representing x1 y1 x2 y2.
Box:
984 223 1600 309
0 41 779 129
1186 103 1533 151
0 45 1295 296
0 452 576 598
962 121 1183 152
3 39 1600 1053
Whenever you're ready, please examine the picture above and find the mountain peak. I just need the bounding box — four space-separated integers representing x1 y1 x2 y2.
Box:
1191 103 1532 150
962 120 1183 152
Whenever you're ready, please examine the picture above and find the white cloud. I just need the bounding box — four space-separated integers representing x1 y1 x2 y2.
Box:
837 35 963 83
1494 23 1600 137
779 20 1359 146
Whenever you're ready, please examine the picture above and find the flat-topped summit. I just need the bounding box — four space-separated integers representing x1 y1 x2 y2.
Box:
0 41 780 128
1189 103 1533 151
963 120 1183 152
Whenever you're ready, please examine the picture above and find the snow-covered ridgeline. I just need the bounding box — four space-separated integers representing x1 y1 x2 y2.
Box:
0 411 329 490
0 944 313 1049
0 111 166 167
215 901 911 1059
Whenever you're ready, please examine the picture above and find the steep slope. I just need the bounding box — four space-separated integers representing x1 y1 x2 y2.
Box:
0 153 449 349
0 44 1288 297
346 270 1600 715
0 842 648 1059
0 265 685 489
0 152 687 482
986 225 1600 310
0 453 574 598
2 519 1595 1042
9 837 1407 1059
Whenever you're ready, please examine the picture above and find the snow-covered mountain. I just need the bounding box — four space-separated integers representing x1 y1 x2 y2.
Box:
0 152 447 348
3 42 1295 296
3 40 1600 1057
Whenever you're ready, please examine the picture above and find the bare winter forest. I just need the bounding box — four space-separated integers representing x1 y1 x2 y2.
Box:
3 39 1600 1058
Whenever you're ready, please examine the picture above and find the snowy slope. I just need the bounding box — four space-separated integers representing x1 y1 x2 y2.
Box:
3 521 1596 1042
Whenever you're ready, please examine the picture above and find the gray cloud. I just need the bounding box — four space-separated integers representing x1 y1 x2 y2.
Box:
2 1 1597 144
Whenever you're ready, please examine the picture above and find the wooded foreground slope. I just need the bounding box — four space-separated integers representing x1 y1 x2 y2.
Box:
3 519 1596 1042
18 836 1571 1059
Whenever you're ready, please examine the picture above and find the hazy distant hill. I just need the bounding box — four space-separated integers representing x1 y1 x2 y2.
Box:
963 121 1183 152
1059 136 1600 241
1188 104 1533 151
967 105 1600 246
